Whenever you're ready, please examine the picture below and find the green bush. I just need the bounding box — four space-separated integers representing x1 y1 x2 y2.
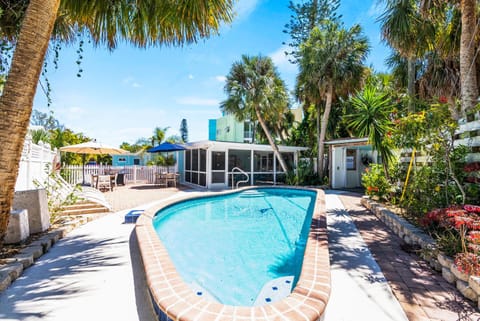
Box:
361 163 391 200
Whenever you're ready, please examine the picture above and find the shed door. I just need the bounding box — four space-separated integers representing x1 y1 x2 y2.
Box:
332 147 345 189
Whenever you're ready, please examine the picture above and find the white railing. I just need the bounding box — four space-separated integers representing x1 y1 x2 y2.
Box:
15 137 57 191
61 164 175 185
231 167 249 189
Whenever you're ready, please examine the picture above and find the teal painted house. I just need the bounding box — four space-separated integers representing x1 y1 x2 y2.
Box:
112 152 146 166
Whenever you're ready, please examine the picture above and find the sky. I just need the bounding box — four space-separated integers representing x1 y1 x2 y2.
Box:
33 0 390 148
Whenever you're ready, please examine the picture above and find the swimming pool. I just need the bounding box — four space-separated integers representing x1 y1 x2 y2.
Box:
136 187 330 321
152 188 316 306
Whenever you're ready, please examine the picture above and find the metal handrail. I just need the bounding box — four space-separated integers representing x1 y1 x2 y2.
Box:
231 167 249 189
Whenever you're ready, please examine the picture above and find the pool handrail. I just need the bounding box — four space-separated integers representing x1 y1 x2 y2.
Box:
231 166 249 189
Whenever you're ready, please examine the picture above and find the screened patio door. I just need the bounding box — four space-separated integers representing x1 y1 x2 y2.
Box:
211 151 226 186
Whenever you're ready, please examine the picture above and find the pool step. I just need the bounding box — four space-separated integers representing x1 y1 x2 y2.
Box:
254 275 294 306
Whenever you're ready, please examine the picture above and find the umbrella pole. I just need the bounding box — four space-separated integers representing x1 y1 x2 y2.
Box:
82 154 86 185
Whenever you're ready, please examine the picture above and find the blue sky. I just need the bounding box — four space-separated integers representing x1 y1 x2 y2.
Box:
33 0 390 147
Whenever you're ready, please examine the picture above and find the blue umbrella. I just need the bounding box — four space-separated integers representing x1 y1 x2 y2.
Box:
146 142 186 153
147 142 186 173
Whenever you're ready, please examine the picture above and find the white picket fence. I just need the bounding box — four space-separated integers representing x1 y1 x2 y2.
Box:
15 137 58 191
61 164 177 186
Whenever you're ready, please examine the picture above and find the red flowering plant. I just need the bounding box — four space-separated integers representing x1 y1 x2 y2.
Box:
423 204 480 275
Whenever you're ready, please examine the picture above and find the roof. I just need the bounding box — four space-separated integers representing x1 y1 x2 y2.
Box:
185 140 308 152
324 137 369 146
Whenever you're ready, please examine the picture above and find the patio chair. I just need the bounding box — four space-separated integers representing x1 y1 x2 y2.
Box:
97 175 112 192
155 173 167 187
166 172 178 187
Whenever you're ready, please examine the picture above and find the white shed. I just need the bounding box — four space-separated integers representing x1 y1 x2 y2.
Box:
325 138 377 189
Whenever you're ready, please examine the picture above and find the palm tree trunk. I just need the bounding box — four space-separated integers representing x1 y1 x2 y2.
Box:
460 0 478 115
316 102 321 176
254 105 288 173
407 57 416 112
0 0 60 244
318 82 333 179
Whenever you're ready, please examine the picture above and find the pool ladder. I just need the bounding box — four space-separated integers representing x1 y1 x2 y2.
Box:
231 167 249 189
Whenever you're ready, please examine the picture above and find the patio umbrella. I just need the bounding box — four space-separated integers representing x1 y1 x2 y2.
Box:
146 142 186 153
147 142 186 172
60 141 128 185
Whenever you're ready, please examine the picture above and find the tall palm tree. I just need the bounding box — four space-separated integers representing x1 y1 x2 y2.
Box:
0 0 234 244
419 0 479 115
297 21 369 179
379 0 435 112
221 55 290 172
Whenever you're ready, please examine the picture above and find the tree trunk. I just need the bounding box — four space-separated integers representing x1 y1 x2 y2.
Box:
254 105 288 173
318 82 333 180
460 0 478 115
407 57 416 112
316 102 321 176
0 0 60 244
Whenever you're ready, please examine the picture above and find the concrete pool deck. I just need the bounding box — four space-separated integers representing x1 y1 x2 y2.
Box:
0 185 479 320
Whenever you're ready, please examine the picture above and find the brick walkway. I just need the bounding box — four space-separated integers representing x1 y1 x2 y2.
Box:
338 193 480 321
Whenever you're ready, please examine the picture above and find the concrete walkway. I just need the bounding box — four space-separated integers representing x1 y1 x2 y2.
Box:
0 186 479 320
324 191 408 321
0 186 194 321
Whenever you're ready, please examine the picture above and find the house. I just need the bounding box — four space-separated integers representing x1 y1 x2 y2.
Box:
208 108 303 143
180 140 308 189
208 114 254 143
112 151 147 166
325 137 376 189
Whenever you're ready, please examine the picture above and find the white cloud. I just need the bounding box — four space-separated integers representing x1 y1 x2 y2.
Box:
269 45 297 73
176 97 219 106
122 77 141 88
188 74 194 80
234 0 260 21
215 75 226 82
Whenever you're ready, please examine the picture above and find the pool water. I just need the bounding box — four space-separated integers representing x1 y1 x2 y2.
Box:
152 188 316 306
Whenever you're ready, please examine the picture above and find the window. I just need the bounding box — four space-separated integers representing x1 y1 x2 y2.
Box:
346 149 356 170
133 158 140 165
118 157 126 162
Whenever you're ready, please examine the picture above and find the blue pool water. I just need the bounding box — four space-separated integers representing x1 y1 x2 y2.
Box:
152 188 316 306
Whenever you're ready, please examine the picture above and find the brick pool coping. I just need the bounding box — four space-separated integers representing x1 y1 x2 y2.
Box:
135 187 330 321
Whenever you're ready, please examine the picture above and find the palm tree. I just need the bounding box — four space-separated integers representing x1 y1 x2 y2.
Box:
151 126 169 147
347 85 394 175
419 0 478 115
221 55 290 172
0 0 234 244
296 21 369 179
378 0 435 112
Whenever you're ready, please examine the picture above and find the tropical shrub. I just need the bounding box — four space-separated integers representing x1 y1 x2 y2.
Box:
361 163 391 200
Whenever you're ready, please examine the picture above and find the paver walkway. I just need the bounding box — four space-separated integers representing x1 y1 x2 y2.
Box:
337 191 480 321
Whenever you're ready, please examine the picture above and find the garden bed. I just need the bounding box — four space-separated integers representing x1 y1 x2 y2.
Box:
361 196 480 309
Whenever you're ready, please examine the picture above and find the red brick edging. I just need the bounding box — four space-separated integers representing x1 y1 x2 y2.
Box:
135 187 330 321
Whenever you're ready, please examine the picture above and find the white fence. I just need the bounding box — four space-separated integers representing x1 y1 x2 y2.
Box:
61 164 177 186
15 137 57 191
